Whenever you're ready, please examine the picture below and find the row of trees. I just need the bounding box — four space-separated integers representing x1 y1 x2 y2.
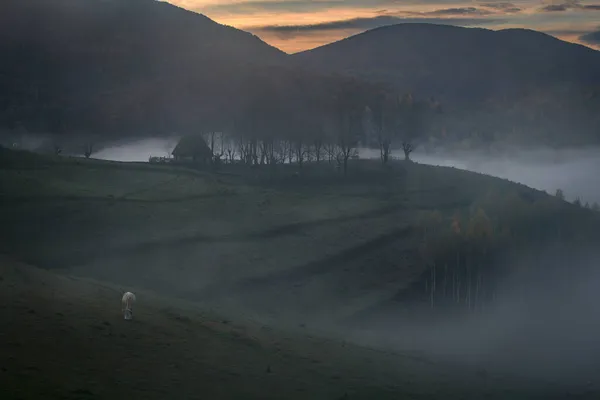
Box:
12 73 442 165
413 189 600 312
192 78 442 174
555 188 600 211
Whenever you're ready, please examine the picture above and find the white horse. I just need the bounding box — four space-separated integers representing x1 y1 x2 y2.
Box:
121 292 136 320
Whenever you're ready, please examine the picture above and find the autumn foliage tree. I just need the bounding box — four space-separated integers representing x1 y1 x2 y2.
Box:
413 183 600 314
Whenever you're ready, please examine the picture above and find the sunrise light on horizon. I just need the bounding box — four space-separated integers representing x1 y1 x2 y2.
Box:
164 0 600 53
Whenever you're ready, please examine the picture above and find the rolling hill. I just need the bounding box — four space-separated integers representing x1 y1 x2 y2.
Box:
2 146 599 325
3 148 600 396
2 3 600 147
0 0 305 140
292 24 600 101
292 24 600 146
2 256 568 400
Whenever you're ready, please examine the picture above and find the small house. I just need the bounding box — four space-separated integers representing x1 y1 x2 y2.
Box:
171 134 213 164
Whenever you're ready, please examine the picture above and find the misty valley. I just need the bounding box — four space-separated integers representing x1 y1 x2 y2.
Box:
2 1 600 399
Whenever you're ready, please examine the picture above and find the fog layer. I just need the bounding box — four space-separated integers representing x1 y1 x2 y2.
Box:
341 247 600 391
364 146 600 204
93 137 180 162
11 134 600 204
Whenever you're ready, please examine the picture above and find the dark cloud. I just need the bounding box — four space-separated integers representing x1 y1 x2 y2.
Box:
201 0 517 16
580 29 600 45
202 0 396 14
250 15 504 39
481 2 516 9
540 0 600 12
481 2 522 12
422 7 493 16
542 4 570 11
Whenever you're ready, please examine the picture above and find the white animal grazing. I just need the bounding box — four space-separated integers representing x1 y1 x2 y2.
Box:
121 292 136 320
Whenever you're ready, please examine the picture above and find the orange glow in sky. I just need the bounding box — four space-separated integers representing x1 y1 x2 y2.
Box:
167 1 600 53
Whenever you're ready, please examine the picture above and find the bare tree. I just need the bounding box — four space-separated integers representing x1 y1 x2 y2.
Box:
332 80 365 175
293 138 309 167
367 91 393 164
399 94 421 161
401 141 415 161
224 136 237 164
323 139 337 163
395 93 439 161
83 142 94 158
366 91 438 163
313 136 324 163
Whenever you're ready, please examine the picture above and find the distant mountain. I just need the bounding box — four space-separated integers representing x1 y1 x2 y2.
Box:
2 4 600 147
292 24 600 146
0 0 289 137
293 24 600 103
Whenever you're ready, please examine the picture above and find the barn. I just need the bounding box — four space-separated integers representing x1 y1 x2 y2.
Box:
171 134 213 164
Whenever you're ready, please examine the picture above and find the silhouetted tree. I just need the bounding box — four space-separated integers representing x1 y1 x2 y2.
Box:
399 94 425 161
332 80 366 175
83 143 94 158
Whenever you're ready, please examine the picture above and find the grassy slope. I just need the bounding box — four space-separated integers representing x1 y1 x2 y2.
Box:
2 149 599 398
0 256 564 400
0 149 545 324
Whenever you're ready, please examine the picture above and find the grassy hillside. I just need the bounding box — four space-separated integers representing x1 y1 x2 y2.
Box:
3 256 572 400
2 147 599 326
3 148 600 397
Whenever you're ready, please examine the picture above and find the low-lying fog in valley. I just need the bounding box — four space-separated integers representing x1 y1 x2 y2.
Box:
91 137 600 204
7 133 600 389
88 139 600 388
92 137 180 162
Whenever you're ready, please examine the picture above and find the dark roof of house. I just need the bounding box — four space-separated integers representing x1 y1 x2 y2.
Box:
171 135 212 158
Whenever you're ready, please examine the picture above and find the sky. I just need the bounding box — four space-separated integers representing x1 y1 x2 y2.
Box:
166 0 600 53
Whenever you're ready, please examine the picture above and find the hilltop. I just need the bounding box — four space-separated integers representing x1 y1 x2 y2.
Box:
0 0 340 141
292 24 600 146
293 24 600 101
2 4 600 147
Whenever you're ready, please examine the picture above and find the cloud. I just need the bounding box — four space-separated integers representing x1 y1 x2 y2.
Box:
481 2 521 13
580 29 600 44
249 15 504 38
169 0 600 52
540 0 600 12
541 4 571 11
415 7 494 16
201 0 396 15
199 1 526 15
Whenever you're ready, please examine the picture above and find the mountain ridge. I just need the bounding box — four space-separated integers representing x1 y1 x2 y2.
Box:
1 2 599 146
291 22 600 145
292 23 600 95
